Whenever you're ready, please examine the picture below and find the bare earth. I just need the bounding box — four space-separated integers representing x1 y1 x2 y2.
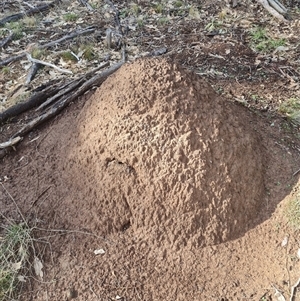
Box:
1 57 300 300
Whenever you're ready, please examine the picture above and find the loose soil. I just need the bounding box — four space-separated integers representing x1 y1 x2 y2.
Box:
1 57 300 300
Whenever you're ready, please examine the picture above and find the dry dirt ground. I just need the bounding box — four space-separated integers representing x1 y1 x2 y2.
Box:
1 1 300 301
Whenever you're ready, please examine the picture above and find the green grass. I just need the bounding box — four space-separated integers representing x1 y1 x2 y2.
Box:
63 13 79 22
130 3 141 16
286 193 300 229
154 3 164 14
0 222 32 300
279 98 300 126
60 51 78 62
0 67 10 74
250 27 286 53
174 0 183 7
31 48 46 59
81 44 95 61
157 17 169 26
205 18 223 32
5 22 24 40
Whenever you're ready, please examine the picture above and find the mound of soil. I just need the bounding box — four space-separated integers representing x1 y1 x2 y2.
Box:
62 57 266 248
2 57 300 301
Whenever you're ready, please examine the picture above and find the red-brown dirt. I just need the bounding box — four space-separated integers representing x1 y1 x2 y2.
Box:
1 58 300 300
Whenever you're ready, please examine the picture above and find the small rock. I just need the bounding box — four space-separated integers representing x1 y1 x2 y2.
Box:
66 287 77 300
281 236 288 247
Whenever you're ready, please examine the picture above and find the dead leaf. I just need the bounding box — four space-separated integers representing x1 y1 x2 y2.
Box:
17 275 26 282
94 249 105 255
11 261 22 271
33 256 43 279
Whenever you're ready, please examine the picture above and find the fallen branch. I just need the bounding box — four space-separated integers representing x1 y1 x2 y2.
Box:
105 0 126 49
25 52 73 74
77 0 94 11
268 0 288 15
0 27 95 67
11 60 124 140
26 62 42 84
39 27 95 49
257 0 288 22
0 53 26 67
0 0 61 26
0 137 22 149
0 82 62 124
0 32 13 48
36 61 109 111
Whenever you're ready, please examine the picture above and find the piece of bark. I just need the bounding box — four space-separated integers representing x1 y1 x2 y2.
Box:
0 53 26 67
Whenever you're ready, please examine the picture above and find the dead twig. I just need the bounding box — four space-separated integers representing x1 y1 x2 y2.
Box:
293 168 300 177
39 27 95 49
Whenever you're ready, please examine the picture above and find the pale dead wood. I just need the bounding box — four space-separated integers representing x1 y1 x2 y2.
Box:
257 0 288 22
25 52 73 74
268 0 288 14
0 137 22 149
